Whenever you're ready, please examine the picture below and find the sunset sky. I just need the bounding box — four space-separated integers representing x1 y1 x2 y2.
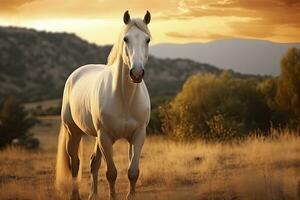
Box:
1 0 300 45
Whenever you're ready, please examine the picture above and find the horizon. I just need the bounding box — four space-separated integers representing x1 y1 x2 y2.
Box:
1 25 300 47
1 0 300 45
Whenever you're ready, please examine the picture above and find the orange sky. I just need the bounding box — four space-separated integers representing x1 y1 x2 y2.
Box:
1 0 300 45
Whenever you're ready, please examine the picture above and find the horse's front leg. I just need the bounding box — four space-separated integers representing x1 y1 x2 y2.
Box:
98 131 117 200
127 126 146 200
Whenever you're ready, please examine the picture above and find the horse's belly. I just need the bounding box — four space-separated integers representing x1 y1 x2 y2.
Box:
71 111 97 136
69 97 97 136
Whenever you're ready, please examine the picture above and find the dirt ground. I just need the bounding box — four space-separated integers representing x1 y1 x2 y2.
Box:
0 116 300 200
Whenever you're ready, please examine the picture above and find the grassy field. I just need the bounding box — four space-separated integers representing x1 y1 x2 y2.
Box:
0 116 300 200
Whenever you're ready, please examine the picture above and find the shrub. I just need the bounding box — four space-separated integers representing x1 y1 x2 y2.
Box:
276 48 300 126
0 97 38 149
147 95 171 134
159 72 271 141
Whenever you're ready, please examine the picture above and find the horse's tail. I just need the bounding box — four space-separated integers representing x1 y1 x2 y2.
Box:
55 124 70 191
55 123 83 192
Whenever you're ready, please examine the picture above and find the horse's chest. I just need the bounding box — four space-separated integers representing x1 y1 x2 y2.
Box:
101 111 139 137
96 86 150 137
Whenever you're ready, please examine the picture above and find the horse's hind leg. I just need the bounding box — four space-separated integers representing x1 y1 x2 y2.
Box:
66 124 83 200
98 131 117 200
88 139 102 200
127 127 146 200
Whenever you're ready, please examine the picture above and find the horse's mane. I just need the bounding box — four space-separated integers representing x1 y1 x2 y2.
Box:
107 19 151 66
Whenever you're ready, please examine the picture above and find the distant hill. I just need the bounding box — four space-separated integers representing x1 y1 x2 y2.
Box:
150 39 300 76
0 26 231 102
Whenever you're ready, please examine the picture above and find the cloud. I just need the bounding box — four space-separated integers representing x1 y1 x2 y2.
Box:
0 0 38 13
165 31 233 40
163 0 300 27
160 0 300 41
279 0 300 6
165 32 200 39
228 20 276 38
0 0 177 19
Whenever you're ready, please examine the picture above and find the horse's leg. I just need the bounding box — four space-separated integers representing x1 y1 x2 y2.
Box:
98 131 117 200
66 125 83 200
88 139 102 200
128 143 133 163
127 127 146 199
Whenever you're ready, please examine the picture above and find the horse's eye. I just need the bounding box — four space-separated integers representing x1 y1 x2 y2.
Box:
123 37 129 43
146 38 151 44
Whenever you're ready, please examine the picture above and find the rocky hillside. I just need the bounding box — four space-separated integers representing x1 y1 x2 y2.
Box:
0 27 111 101
0 26 255 102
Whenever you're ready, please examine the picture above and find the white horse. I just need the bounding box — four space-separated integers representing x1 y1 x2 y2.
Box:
56 11 151 200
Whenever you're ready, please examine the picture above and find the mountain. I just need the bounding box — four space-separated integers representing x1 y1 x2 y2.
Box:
0 26 230 103
150 39 300 76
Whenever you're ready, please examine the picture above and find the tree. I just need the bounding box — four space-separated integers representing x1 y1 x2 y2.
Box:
276 48 300 124
0 96 38 149
257 78 278 109
257 78 289 127
159 72 271 141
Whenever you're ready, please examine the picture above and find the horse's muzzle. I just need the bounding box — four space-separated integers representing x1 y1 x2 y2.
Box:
130 67 144 83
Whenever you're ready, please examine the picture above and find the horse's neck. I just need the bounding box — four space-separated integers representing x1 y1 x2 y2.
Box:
111 59 138 107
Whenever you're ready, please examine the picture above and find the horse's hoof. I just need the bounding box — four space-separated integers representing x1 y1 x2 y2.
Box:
109 194 116 200
88 193 99 200
126 192 135 200
70 189 82 200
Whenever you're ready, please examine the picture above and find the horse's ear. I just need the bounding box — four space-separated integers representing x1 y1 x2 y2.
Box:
143 10 151 25
123 10 131 24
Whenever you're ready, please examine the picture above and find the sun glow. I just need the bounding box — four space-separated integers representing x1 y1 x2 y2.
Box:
0 0 299 44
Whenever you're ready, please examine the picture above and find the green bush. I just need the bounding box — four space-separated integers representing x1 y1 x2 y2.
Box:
147 95 172 134
276 48 300 126
0 97 38 149
257 78 289 127
159 72 271 141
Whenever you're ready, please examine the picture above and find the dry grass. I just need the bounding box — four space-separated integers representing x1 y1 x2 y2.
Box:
0 116 300 199
140 134 300 199
24 99 61 111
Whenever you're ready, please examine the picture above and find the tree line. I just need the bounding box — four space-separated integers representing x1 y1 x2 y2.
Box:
152 48 300 141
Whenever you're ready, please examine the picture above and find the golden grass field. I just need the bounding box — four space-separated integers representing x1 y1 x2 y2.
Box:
0 116 300 200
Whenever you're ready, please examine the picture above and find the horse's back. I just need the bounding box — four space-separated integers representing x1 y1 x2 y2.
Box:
64 64 107 101
70 64 106 82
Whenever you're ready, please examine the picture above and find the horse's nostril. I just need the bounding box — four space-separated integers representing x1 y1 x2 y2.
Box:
130 68 144 77
141 69 145 77
130 68 134 77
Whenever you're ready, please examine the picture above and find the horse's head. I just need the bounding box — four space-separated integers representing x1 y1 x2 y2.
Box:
122 11 151 83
